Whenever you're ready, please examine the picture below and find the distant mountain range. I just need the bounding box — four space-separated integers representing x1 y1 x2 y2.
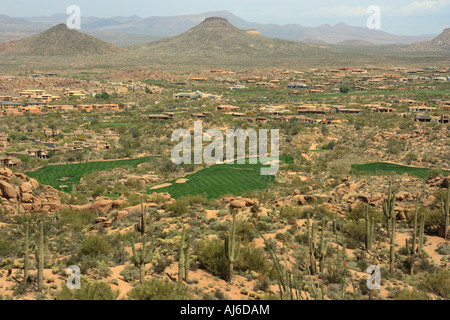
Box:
0 17 448 72
0 11 434 47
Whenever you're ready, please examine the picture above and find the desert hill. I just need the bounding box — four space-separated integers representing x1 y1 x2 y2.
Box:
0 23 124 56
132 17 335 66
403 28 450 52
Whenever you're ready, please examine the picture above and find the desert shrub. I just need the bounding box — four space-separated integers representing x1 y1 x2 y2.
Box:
112 244 130 265
357 259 369 272
90 261 113 279
254 220 272 232
393 289 429 300
386 138 405 155
426 169 443 180
420 207 444 232
339 85 350 94
196 238 228 279
165 199 189 216
0 233 17 259
343 219 366 249
419 269 450 299
128 278 192 300
279 205 305 219
184 194 208 206
436 242 450 255
153 256 172 274
58 208 95 231
237 245 269 275
235 221 259 243
253 276 271 292
311 204 334 220
347 203 383 223
120 265 140 282
79 235 112 258
358 278 370 296
323 259 349 285
55 280 119 300
202 288 228 300
12 282 30 297
326 283 343 300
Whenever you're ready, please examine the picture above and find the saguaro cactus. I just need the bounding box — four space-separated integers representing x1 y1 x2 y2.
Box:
382 181 396 238
365 205 374 251
35 221 44 292
407 198 419 274
440 187 449 239
305 214 317 275
23 222 29 283
131 235 155 284
185 234 191 283
389 217 396 273
225 209 241 283
135 198 146 236
178 227 186 283
315 219 328 273
418 212 425 256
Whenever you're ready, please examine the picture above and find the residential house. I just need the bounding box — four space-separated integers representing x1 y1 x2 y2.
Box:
408 106 436 112
215 105 240 112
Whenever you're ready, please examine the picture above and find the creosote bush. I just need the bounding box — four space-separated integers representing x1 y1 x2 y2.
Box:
128 278 192 300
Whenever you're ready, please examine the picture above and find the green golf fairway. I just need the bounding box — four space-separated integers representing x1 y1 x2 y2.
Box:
351 162 449 179
26 157 152 192
148 156 293 199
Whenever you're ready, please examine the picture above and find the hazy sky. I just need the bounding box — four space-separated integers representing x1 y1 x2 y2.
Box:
1 0 449 35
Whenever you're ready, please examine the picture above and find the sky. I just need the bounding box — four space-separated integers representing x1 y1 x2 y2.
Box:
1 0 449 36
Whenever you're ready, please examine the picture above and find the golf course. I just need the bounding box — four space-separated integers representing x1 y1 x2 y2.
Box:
351 162 449 179
25 157 152 192
148 156 292 199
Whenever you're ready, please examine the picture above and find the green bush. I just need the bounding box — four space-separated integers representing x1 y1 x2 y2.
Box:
393 289 429 300
238 245 269 275
387 138 405 155
128 278 192 300
58 208 95 231
79 235 112 257
339 85 350 94
196 238 228 279
279 205 305 219
120 265 140 283
323 259 349 285
419 269 449 299
55 280 119 300
165 199 189 216
343 219 366 249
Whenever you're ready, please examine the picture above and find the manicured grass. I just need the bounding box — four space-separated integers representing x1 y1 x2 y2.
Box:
351 162 449 179
148 156 292 199
26 157 152 192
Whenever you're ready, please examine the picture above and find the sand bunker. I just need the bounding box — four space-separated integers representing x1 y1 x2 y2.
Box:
150 183 172 190
175 179 189 184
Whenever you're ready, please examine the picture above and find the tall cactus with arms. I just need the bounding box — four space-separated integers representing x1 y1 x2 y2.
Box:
382 181 396 238
225 209 241 283
131 235 155 284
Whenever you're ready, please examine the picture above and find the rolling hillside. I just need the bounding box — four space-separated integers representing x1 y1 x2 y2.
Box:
0 23 124 56
132 17 338 67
